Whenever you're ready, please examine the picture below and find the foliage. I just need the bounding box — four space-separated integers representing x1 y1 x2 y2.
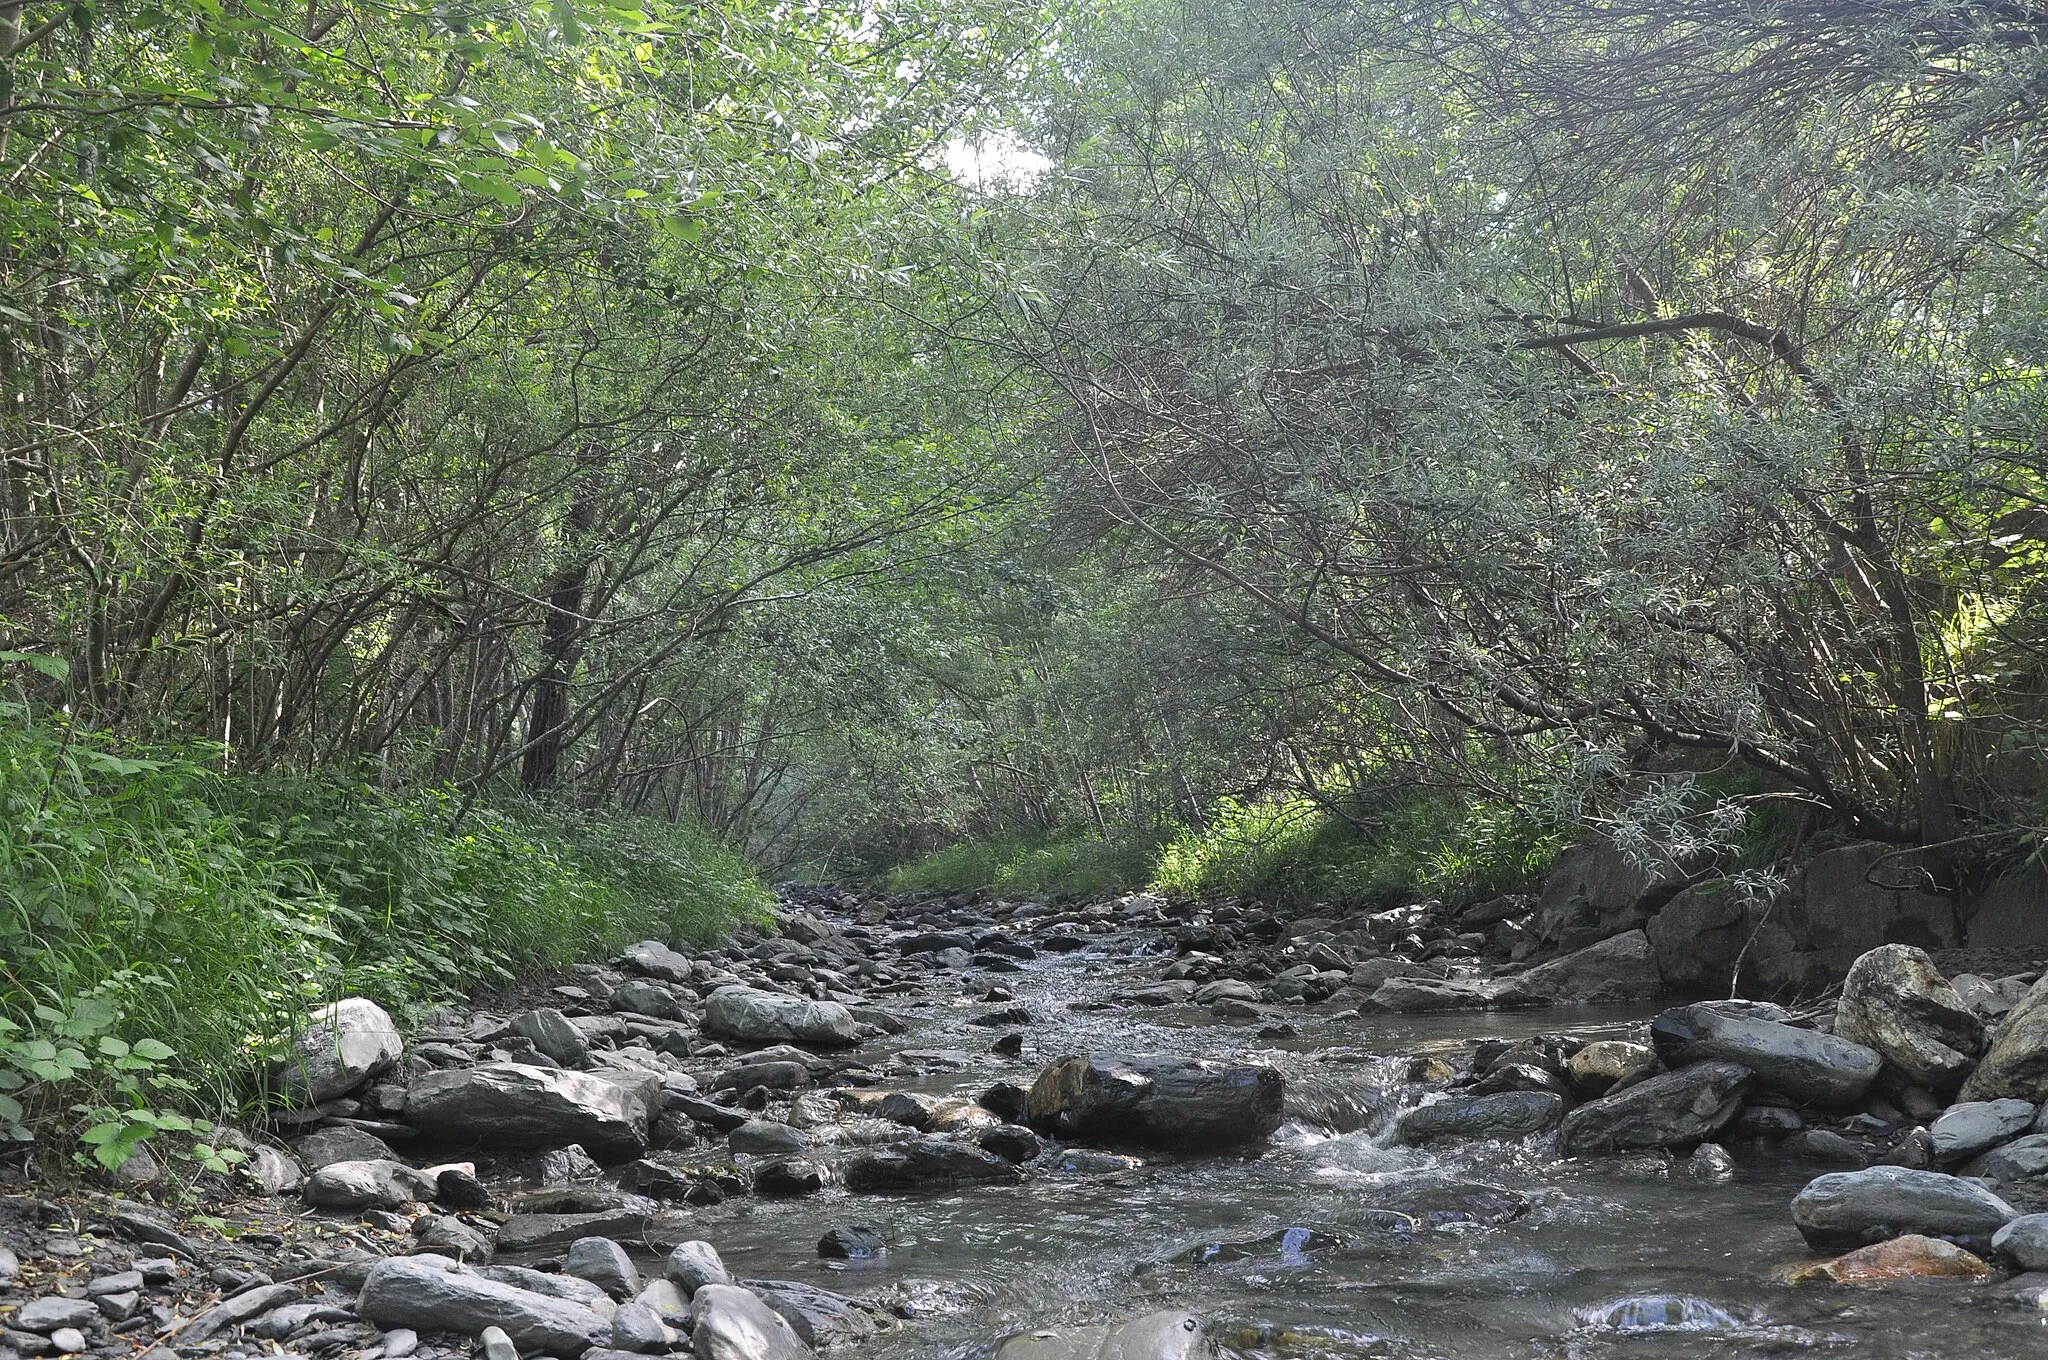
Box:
0 714 767 1160
885 830 1160 898
1154 794 1566 911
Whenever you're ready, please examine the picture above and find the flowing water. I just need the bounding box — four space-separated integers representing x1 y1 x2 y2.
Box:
661 939 2048 1358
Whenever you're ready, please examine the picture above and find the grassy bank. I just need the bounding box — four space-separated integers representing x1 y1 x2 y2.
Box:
0 719 769 1170
885 793 1565 910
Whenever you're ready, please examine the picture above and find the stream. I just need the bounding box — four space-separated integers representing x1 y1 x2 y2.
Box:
656 931 2047 1359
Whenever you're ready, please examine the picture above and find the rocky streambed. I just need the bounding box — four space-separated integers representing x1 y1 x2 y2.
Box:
9 886 2048 1360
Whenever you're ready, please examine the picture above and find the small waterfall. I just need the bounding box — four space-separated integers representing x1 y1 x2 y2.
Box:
1577 1295 1746 1332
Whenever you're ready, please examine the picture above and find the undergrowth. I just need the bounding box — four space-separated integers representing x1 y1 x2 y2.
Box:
0 714 768 1172
885 830 1161 897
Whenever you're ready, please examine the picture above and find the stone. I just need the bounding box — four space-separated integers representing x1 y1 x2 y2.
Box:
496 1210 654 1256
1834 945 1984 1095
565 1238 640 1301
689 1284 811 1360
294 1124 398 1169
180 1283 304 1344
755 1158 829 1196
275 998 404 1105
1501 930 1663 1005
1962 972 2048 1102
608 1302 677 1354
741 1280 874 1348
665 1241 732 1295
992 1311 1212 1360
358 1256 612 1356
842 1137 1024 1191
1791 1166 2018 1251
817 1226 885 1260
1533 840 1682 951
47 1330 84 1355
977 1124 1043 1163
479 1325 520 1360
242 1143 306 1195
1973 1131 2048 1181
621 940 693 984
1189 980 1258 1006
406 1063 660 1157
701 988 858 1048
1688 1143 1737 1182
1392 1091 1564 1145
304 1158 438 1211
1995 1213 2048 1269
1024 1052 1284 1150
608 980 685 1020
1567 1041 1657 1099
1785 1233 1991 1284
633 1279 691 1324
1650 1003 1881 1107
13 1300 100 1335
1930 1099 2036 1163
1361 977 1502 1012
512 1009 592 1068
730 1121 811 1156
1556 1061 1751 1155
412 1214 496 1261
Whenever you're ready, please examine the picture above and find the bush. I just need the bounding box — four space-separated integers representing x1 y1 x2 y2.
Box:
0 718 768 1168
885 830 1160 897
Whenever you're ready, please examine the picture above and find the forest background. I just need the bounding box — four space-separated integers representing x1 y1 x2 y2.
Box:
5 0 2048 1157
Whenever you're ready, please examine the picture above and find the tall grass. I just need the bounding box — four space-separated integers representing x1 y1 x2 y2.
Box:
885 830 1161 897
0 718 770 1135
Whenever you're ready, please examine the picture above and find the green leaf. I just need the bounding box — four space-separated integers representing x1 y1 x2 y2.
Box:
131 1038 175 1061
0 651 70 682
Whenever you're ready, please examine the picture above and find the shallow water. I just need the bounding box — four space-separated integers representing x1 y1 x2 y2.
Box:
672 938 2048 1358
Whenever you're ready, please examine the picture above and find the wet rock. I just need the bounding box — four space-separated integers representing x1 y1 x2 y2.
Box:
1834 945 1984 1095
1190 980 1259 1006
754 1158 829 1196
511 1009 592 1068
1732 1104 1805 1139
1393 1091 1563 1145
1557 1061 1751 1154
702 988 858 1048
275 998 403 1105
1791 1166 2018 1251
876 1092 938 1128
1168 1226 1344 1266
1995 1213 2048 1269
1930 1099 2036 1164
980 1082 1030 1124
818 1226 885 1261
1877 1126 1936 1169
1025 1052 1284 1150
497 1209 654 1255
1785 1233 1991 1284
1361 977 1502 1012
359 1256 611 1355
1567 1041 1657 1099
993 1311 1212 1360
730 1121 811 1156
565 1237 639 1300
1796 1129 1869 1166
412 1214 495 1261
843 1136 1024 1191
1650 1004 1880 1107
667 1241 733 1295
713 1061 810 1096
1501 930 1663 1005
1375 1179 1528 1227
304 1157 438 1210
1687 1143 1736 1182
976 1124 1043 1163
689 1283 811 1360
743 1280 875 1348
620 940 692 984
406 1063 660 1157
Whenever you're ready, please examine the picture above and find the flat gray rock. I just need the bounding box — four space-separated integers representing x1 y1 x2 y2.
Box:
689 1283 811 1360
358 1256 611 1356
1557 1061 1750 1155
406 1063 659 1157
1393 1091 1564 1145
1650 1004 1880 1107
702 988 858 1048
275 998 403 1106
1931 1099 2037 1163
1791 1166 2017 1251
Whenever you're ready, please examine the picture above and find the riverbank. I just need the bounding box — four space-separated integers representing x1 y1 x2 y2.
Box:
9 884 2048 1359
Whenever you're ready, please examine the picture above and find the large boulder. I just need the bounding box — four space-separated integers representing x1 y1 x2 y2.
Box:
303 1158 437 1211
1833 945 1983 1095
1532 841 1685 952
274 998 402 1105
1392 1092 1563 1145
690 1284 812 1360
1929 1099 2036 1164
510 1009 591 1069
1961 973 2048 1102
1650 1003 1881 1107
702 988 859 1049
1360 978 1504 1013
993 1312 1213 1360
620 940 693 984
357 1256 612 1356
1790 1166 2017 1252
1500 930 1662 1005
1556 1061 1750 1155
406 1063 660 1158
1025 1053 1283 1151
1647 846 1960 998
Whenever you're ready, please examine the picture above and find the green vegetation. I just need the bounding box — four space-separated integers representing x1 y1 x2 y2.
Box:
886 832 1162 898
0 713 767 1167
